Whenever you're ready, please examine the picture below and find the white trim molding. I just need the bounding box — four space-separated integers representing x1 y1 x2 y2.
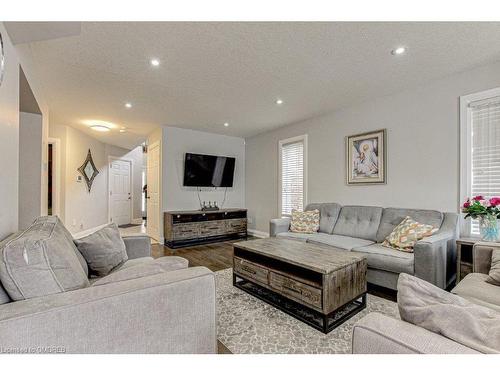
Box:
248 229 269 238
459 86 500 236
278 134 308 217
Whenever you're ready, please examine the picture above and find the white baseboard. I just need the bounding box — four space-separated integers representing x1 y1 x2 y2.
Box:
248 229 269 238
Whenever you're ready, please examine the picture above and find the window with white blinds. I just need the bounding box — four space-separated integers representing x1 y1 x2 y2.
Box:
279 135 307 217
469 96 500 234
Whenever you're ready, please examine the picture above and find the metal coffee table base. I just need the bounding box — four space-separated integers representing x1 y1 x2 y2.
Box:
233 274 367 334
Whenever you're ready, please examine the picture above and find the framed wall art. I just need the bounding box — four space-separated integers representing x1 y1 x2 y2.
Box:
346 129 386 185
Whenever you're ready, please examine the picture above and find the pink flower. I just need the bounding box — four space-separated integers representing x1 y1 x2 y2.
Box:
463 201 471 208
473 195 484 201
490 197 500 206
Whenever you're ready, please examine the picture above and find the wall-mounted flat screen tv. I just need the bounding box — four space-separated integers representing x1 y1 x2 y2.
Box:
183 153 236 187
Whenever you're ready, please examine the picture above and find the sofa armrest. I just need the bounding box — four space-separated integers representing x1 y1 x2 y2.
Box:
122 235 151 259
413 230 456 289
352 312 478 354
0 267 216 354
473 242 497 274
269 217 291 237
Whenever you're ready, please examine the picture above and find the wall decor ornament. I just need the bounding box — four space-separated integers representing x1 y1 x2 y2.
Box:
0 32 5 87
346 129 386 185
78 149 99 192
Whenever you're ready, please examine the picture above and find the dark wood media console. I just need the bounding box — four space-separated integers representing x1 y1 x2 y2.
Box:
164 208 247 248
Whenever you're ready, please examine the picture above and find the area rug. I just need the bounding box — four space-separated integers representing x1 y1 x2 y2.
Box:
216 268 399 354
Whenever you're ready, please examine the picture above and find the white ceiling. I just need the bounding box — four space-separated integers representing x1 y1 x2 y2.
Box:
11 22 500 149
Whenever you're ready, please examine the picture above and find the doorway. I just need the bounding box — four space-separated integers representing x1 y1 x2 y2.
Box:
47 138 61 217
146 141 160 241
108 157 133 226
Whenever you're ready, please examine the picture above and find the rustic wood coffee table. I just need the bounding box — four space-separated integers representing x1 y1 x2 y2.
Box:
233 238 367 333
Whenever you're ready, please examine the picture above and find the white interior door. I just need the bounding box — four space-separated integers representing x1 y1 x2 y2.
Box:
147 142 160 241
109 158 132 226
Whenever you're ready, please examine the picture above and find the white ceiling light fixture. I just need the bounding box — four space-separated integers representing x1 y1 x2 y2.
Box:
119 128 127 133
224 122 229 127
90 125 111 132
276 99 284 105
150 58 160 67
125 102 132 108
391 46 407 55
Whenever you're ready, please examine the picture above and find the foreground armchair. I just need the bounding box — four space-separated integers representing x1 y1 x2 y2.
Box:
0 217 216 354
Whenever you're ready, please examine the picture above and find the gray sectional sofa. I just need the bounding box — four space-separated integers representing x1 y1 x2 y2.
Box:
270 203 458 289
0 217 216 354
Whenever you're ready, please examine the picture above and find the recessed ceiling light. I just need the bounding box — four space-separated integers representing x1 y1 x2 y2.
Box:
276 99 284 105
119 128 127 133
150 58 160 67
224 122 229 127
90 125 111 132
391 46 407 55
125 102 132 108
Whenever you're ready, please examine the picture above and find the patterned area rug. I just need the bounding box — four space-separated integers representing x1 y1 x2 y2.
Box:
216 268 399 354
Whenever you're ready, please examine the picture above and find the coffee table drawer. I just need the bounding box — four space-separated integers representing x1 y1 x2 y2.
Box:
234 257 269 284
269 272 322 309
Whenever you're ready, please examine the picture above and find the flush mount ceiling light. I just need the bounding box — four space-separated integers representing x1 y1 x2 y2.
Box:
276 99 284 105
224 122 229 127
150 58 160 67
90 125 111 132
391 46 407 55
119 128 127 133
125 102 132 108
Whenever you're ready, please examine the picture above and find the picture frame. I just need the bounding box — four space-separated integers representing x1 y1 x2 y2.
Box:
346 129 386 185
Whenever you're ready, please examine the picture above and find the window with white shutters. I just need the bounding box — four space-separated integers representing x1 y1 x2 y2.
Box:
279 135 307 217
461 89 500 236
470 97 500 234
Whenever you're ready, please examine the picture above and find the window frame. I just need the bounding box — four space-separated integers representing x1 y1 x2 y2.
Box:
460 87 500 236
278 134 308 218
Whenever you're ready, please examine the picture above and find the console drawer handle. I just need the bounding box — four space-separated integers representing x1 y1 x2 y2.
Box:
241 265 256 274
283 283 302 294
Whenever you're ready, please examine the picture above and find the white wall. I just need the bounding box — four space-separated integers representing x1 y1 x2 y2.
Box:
18 112 43 229
0 25 20 238
50 124 144 233
245 61 500 233
162 126 246 212
0 23 50 238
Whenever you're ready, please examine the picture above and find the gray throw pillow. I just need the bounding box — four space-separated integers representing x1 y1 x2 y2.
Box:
74 223 128 277
0 216 90 301
398 273 500 353
487 249 500 286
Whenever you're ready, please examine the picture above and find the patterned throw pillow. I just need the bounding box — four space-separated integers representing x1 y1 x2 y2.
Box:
289 209 320 234
382 216 438 252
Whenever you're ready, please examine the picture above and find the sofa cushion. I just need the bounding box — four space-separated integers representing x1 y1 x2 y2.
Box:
305 203 341 234
0 234 17 305
398 273 500 354
353 244 414 274
290 209 320 233
376 208 443 243
74 223 128 277
114 256 155 271
276 232 315 242
452 273 500 312
307 233 373 250
0 216 90 301
332 205 383 241
92 256 189 287
488 249 500 285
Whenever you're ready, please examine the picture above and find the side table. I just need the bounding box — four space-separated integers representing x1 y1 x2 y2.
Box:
456 238 477 284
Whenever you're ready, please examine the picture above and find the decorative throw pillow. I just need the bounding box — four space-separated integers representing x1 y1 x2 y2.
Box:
382 216 438 252
74 223 128 277
0 216 90 301
289 209 320 234
487 249 500 286
398 273 500 354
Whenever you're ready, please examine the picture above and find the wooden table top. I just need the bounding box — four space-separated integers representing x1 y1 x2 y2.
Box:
233 237 365 274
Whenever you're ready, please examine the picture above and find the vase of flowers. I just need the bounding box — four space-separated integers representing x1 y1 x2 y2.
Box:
462 196 500 241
